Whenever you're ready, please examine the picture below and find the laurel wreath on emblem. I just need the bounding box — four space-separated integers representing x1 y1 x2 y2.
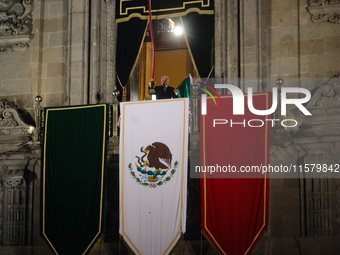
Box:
128 142 179 188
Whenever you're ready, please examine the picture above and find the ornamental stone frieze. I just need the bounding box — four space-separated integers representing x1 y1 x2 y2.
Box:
306 73 340 110
301 74 340 136
0 0 34 53
306 0 340 24
0 99 34 135
0 99 35 156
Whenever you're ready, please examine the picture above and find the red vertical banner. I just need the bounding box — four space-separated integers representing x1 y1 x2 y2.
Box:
201 93 271 255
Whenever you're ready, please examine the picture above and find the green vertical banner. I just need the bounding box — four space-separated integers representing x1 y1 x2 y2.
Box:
41 104 108 255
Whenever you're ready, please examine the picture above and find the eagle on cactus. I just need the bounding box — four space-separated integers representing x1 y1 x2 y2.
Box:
130 142 178 187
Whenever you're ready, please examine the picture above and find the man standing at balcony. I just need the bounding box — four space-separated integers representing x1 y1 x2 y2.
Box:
154 76 178 99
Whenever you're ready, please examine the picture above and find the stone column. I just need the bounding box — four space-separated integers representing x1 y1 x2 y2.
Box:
65 0 90 105
214 0 269 92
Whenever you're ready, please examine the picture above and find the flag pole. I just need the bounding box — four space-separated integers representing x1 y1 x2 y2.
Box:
147 0 157 98
147 0 155 81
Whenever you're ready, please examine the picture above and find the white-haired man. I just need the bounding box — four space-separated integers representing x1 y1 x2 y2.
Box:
154 76 178 99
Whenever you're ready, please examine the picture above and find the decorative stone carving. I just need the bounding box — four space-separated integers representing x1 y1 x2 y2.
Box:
0 99 36 246
0 99 34 136
306 73 340 115
0 99 34 154
1 169 26 245
0 0 34 53
302 159 333 236
306 0 340 24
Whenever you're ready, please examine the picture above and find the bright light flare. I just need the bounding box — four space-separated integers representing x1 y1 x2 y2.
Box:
174 26 183 35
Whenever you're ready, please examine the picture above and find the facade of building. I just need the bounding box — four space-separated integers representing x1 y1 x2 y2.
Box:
0 0 340 254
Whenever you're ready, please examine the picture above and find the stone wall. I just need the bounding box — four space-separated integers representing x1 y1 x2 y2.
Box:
267 0 340 80
0 0 340 254
267 0 340 247
0 0 68 116
3 1 337 126
0 0 116 116
214 0 340 82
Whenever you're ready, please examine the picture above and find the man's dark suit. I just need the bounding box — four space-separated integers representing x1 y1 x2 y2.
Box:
155 85 178 99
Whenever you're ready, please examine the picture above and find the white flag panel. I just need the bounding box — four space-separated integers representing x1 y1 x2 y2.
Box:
119 99 189 255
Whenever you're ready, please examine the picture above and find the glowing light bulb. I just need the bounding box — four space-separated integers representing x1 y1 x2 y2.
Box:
174 26 183 36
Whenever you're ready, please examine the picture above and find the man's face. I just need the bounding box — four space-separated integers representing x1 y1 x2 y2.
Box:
162 77 169 86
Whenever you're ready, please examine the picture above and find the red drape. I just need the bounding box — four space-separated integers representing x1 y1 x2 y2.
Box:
201 93 271 255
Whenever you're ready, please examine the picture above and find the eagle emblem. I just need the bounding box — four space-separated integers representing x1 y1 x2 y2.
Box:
128 142 178 188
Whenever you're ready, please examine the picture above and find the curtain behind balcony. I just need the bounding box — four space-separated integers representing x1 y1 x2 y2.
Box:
116 18 148 100
182 12 215 78
115 0 214 97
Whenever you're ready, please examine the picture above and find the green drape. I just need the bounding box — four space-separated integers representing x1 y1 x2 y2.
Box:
177 74 192 98
41 104 108 255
